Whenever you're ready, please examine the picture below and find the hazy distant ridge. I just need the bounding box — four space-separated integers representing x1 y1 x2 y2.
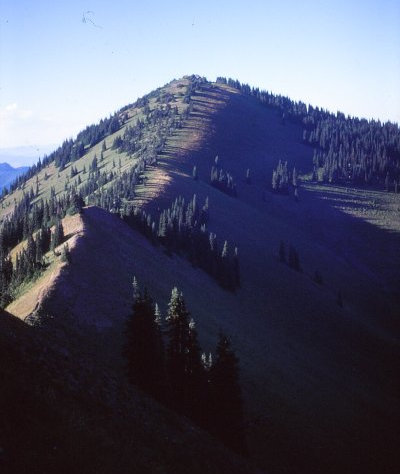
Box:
0 162 29 189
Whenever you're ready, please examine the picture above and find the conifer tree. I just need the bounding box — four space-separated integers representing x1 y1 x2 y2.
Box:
132 275 140 300
50 219 64 252
292 167 298 187
185 318 205 420
209 333 247 455
166 287 190 408
124 288 165 400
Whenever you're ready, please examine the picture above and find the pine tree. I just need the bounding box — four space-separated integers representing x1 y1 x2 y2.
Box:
124 288 165 400
185 318 205 421
292 167 298 187
60 243 71 263
50 219 64 252
209 333 247 455
132 275 140 301
166 287 190 408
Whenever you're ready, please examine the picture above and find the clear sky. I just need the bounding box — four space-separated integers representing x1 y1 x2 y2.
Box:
1 0 399 165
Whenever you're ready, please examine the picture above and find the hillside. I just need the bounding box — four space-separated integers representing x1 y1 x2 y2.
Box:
1 76 399 474
0 307 260 474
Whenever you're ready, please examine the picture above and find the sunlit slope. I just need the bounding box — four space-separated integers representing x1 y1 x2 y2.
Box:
0 77 193 220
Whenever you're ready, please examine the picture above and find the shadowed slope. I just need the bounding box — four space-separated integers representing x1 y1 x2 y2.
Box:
0 308 261 474
27 205 400 474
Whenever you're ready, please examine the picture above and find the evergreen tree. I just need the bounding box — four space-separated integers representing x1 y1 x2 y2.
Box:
292 167 298 187
60 243 71 263
124 288 165 400
185 318 205 421
50 219 64 251
132 275 140 300
166 287 190 408
209 333 247 455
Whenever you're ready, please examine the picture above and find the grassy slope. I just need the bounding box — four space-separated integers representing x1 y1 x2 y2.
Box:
0 309 260 474
31 204 399 474
136 82 400 473
2 79 399 473
6 213 84 319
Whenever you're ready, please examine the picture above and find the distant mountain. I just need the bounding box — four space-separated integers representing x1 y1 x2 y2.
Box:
0 162 28 189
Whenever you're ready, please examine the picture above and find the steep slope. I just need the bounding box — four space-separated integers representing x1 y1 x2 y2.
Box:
1 77 399 473
9 205 398 474
0 309 260 474
6 213 83 320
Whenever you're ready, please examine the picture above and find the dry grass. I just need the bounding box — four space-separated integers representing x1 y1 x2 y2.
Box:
6 213 84 320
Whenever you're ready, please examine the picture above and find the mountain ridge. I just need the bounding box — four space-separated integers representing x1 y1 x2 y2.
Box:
1 75 399 474
0 162 29 190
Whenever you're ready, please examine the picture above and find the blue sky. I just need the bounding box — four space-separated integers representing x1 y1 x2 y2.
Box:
1 0 399 165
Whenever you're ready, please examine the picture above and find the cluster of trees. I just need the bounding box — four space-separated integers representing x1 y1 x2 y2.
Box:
2 113 122 198
122 194 240 291
0 218 65 307
272 161 289 193
0 190 82 307
2 75 205 205
112 101 181 163
124 282 247 455
272 162 299 200
305 117 400 186
210 156 237 197
216 77 400 188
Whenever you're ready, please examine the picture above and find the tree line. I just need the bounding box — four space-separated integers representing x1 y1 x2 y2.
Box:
0 190 83 307
216 76 400 188
210 155 238 197
122 194 240 291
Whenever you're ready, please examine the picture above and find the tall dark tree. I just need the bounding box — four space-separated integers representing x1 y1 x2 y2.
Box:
166 287 190 408
185 318 205 422
209 333 247 455
50 219 64 251
124 288 165 400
